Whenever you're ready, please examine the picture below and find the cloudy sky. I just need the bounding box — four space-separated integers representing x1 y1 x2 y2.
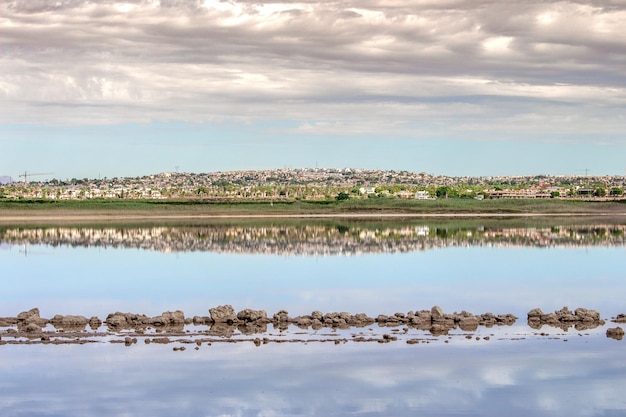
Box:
1 0 625 180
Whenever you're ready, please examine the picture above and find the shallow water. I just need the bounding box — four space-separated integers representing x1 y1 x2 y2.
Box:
1 220 625 416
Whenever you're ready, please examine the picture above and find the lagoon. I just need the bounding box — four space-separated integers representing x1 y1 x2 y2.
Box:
1 220 625 416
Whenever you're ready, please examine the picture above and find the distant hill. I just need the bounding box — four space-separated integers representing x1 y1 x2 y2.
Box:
0 176 14 184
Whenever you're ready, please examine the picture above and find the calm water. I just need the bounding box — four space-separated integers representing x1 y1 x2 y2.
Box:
1 220 625 416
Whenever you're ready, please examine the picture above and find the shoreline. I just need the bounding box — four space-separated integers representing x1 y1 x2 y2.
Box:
2 211 626 222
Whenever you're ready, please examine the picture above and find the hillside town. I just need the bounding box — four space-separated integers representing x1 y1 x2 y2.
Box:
0 168 625 201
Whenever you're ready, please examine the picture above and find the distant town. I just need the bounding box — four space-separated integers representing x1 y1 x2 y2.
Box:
0 168 625 201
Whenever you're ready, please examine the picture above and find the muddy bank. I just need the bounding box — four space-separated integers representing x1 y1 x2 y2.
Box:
1 305 621 347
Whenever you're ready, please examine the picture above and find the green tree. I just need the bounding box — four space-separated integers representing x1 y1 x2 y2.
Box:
336 192 350 201
610 187 624 196
593 187 606 197
436 186 458 198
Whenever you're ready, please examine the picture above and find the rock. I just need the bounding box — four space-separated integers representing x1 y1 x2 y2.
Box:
272 310 289 322
612 314 626 323
431 306 444 320
496 314 517 325
50 315 89 331
556 307 576 322
458 316 479 332
192 316 212 325
151 310 185 326
237 309 267 323
350 313 374 327
0 317 18 327
338 312 352 322
124 337 137 346
105 312 150 329
24 323 42 333
295 317 312 328
606 327 624 340
430 323 449 336
209 305 237 323
376 314 389 324
17 308 40 322
575 308 600 322
527 308 544 318
311 311 323 321
88 316 102 330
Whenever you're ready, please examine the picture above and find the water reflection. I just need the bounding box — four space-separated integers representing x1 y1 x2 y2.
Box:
1 338 625 417
1 219 626 416
1 222 625 255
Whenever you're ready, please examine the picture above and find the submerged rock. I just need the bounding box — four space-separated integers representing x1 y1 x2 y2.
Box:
606 327 624 340
612 314 626 323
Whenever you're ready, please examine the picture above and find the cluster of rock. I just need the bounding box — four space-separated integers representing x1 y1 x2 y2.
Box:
374 306 517 334
0 305 516 336
266 305 517 336
2 306 622 341
105 311 188 332
527 307 604 330
0 308 101 333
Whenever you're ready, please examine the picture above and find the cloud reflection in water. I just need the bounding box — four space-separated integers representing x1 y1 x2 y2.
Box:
1 338 625 417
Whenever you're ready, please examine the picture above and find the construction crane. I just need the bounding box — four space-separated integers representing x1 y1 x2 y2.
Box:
18 171 55 183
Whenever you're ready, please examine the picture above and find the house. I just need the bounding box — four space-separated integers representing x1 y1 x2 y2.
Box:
415 190 430 200
359 187 376 195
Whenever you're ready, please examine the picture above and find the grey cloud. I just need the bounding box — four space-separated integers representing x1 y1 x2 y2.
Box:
1 0 625 142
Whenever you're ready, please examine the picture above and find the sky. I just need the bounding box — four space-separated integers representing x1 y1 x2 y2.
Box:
1 0 626 180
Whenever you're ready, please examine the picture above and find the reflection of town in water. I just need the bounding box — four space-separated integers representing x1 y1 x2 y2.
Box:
2 223 625 256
